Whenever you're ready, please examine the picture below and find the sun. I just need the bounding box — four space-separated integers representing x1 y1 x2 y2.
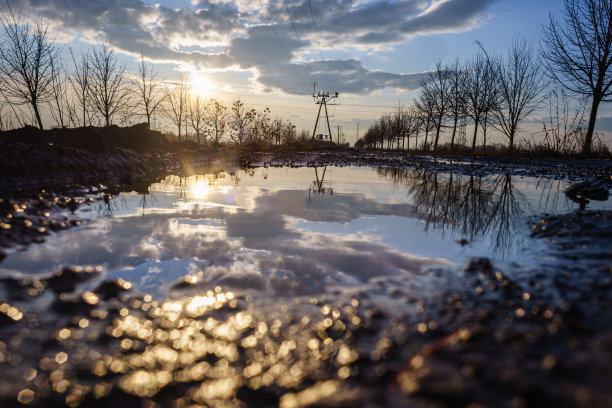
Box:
189 180 210 200
191 74 212 97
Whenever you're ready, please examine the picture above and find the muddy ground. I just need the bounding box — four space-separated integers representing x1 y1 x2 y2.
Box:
0 145 611 407
239 150 612 186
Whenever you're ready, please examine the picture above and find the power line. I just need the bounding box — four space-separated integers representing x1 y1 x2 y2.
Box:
282 0 304 50
307 0 331 89
256 0 310 90
282 0 317 86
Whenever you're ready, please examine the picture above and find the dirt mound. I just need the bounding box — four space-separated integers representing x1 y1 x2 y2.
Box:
0 124 172 192
0 123 172 153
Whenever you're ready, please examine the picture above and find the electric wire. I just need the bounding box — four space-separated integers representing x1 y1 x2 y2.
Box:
282 0 317 89
256 0 311 91
307 0 331 89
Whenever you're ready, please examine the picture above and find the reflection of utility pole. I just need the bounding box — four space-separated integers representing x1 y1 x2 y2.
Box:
308 166 333 200
335 125 342 146
314 167 326 192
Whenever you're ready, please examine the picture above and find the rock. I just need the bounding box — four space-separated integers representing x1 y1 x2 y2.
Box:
566 182 609 207
46 266 101 293
94 278 132 299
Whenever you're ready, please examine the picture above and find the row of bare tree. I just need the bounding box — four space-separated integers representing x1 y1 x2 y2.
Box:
356 37 544 151
358 0 612 154
0 6 300 146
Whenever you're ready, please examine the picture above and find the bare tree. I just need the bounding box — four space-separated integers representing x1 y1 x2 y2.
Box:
479 64 500 150
0 6 57 129
163 73 189 142
542 0 612 153
134 54 165 129
415 93 436 150
271 117 284 145
88 43 130 126
401 107 421 151
188 94 206 144
250 107 271 145
446 58 466 149
49 59 74 128
481 37 545 149
229 98 255 145
206 98 227 145
0 102 16 130
461 53 498 150
420 61 452 150
68 47 91 126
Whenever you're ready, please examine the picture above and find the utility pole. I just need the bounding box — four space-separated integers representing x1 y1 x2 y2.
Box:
356 123 359 141
311 82 338 141
335 125 342 145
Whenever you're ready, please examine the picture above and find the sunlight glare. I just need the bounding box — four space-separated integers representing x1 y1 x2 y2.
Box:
191 74 212 97
189 181 210 200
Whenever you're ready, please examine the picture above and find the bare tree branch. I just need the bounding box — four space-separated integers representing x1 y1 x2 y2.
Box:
0 4 57 129
541 0 612 153
88 43 131 127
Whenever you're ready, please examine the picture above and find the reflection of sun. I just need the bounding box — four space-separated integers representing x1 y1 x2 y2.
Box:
189 181 210 199
191 74 212 97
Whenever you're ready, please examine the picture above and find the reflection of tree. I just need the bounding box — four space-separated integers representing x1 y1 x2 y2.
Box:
378 168 525 255
535 178 564 211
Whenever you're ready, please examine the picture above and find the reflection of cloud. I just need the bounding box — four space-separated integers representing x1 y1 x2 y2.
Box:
202 260 267 290
225 211 290 246
1 181 447 297
260 232 452 294
265 190 416 223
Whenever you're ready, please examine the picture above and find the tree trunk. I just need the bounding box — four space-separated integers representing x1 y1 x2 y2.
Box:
32 103 44 130
450 114 458 149
472 117 479 151
482 115 488 150
583 94 601 154
509 125 516 150
434 117 442 150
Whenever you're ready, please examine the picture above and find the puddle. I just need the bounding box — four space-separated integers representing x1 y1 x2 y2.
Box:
1 164 611 407
2 166 608 299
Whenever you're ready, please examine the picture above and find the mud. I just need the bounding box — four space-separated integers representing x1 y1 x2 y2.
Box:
0 146 611 407
240 150 612 187
0 209 611 407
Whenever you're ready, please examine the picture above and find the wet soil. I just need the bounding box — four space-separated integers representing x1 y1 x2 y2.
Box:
240 150 612 186
0 210 611 407
0 145 611 407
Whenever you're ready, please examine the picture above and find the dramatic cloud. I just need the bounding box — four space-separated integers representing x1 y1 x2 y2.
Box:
8 0 499 95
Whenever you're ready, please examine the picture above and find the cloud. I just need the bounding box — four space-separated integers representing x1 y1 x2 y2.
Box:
8 0 500 95
594 116 612 132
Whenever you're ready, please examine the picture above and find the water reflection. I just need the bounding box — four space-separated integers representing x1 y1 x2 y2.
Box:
1 166 609 299
378 169 525 255
309 167 333 197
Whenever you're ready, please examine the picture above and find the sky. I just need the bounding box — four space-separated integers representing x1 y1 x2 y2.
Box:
7 0 611 145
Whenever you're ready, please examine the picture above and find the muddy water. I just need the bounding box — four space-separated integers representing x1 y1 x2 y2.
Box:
1 165 611 407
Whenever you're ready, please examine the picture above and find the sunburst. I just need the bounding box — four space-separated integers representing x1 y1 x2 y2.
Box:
191 74 212 97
